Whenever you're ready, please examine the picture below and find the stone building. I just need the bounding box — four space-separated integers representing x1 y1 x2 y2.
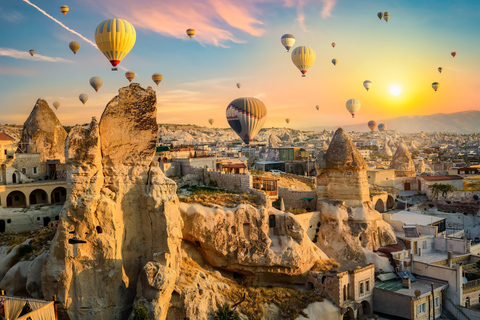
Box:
389 140 418 191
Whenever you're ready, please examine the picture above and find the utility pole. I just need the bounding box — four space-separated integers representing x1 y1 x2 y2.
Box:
431 283 435 320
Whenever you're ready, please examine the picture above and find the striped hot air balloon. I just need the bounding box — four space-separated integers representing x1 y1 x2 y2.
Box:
152 73 163 86
363 80 372 91
94 19 136 70
29 50 35 56
281 34 295 52
368 120 377 132
291 46 316 77
226 97 267 144
186 28 195 38
60 5 69 15
384 12 390 22
432 82 439 92
125 71 135 82
346 99 361 118
69 41 80 54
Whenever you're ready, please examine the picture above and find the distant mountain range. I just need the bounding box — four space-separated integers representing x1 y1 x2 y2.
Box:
308 110 480 134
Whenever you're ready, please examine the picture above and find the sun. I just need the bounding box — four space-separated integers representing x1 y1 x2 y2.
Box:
390 85 402 96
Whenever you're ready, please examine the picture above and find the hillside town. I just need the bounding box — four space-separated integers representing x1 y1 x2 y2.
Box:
2 86 480 319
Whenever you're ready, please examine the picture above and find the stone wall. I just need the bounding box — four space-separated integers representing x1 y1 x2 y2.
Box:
280 173 316 186
13 153 46 180
278 187 316 211
203 171 252 192
159 162 181 178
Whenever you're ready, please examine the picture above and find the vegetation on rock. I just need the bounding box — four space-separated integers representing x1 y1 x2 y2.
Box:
213 303 240 320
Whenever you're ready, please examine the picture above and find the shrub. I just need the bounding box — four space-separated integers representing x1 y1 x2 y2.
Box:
214 303 240 320
134 302 150 320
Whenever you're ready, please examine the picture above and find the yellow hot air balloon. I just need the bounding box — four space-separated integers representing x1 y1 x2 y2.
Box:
152 73 163 86
69 41 80 55
90 76 103 92
79 94 88 105
186 28 195 38
29 50 35 56
332 58 337 66
291 46 316 77
363 80 372 91
384 12 390 22
53 101 60 110
125 71 135 82
285 118 290 124
60 5 69 15
208 119 214 126
346 99 361 118
432 82 439 92
95 19 136 70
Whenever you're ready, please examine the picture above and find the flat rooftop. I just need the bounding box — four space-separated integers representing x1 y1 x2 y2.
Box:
389 211 445 226
375 276 448 298
420 175 463 181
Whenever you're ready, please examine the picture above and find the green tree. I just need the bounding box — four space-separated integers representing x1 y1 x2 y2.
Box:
214 303 240 320
428 183 456 199
411 150 420 158
134 302 150 320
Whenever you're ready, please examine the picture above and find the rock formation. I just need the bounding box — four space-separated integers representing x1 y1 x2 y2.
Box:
281 132 293 143
42 84 183 320
389 140 416 177
316 128 370 207
20 99 67 162
268 134 280 148
379 140 393 157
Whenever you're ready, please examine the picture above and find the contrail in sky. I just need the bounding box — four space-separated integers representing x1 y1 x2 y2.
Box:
21 0 97 48
0 48 72 62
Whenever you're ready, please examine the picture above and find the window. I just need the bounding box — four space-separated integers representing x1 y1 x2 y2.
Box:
435 296 439 308
21 168 26 174
360 282 364 294
33 167 37 174
366 281 370 292
417 303 426 314
3 150 6 155
423 241 427 249
466 297 470 308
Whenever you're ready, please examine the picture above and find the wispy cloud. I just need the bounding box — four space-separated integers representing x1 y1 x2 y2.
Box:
296 0 307 31
21 0 97 48
0 66 38 76
0 9 24 23
0 48 72 63
320 0 336 18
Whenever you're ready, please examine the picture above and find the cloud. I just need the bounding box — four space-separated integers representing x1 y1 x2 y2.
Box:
320 0 336 18
0 48 72 63
0 9 24 23
296 0 307 31
21 0 97 48
0 66 38 76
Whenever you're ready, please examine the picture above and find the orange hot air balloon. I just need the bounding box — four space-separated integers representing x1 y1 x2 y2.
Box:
186 29 195 38
125 71 135 82
152 73 163 86
451 52 457 58
60 5 69 15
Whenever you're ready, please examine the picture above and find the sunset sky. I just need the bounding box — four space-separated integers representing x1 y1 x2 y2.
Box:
0 0 479 130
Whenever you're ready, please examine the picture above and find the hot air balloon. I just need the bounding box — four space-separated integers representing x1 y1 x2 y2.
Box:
384 12 389 22
281 34 295 52
378 123 387 132
69 41 80 55
432 82 439 92
332 58 337 66
368 120 377 132
53 101 60 110
363 80 372 91
208 119 214 126
331 42 336 48
79 93 88 105
291 46 316 77
346 99 361 118
315 105 319 111
377 12 383 20
451 52 456 58
60 5 69 15
226 97 267 144
29 50 35 56
186 29 195 38
89 76 103 92
125 71 135 82
236 83 241 89
95 19 136 70
152 73 163 86
285 118 290 124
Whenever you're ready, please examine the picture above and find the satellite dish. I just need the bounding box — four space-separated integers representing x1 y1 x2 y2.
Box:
462 277 468 285
474 195 479 201
414 289 421 298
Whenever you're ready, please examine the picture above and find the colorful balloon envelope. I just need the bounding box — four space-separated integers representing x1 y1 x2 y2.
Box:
79 93 88 105
125 71 135 82
438 67 442 73
285 118 290 124
226 97 267 144
60 5 69 15
378 123 387 132
281 34 295 52
332 58 337 66
94 19 136 70
69 41 80 55
377 12 383 20
291 46 316 77
208 119 214 126
152 73 163 86
368 120 377 132
89 76 103 92
53 101 60 110
236 83 241 89
384 12 389 22
432 82 439 92
451 52 456 58
29 49 35 56
186 28 195 38
346 99 361 118
363 80 372 91
331 42 336 48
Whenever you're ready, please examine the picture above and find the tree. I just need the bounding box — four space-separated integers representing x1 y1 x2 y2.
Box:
428 183 456 199
134 302 150 320
214 303 240 320
411 150 420 158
